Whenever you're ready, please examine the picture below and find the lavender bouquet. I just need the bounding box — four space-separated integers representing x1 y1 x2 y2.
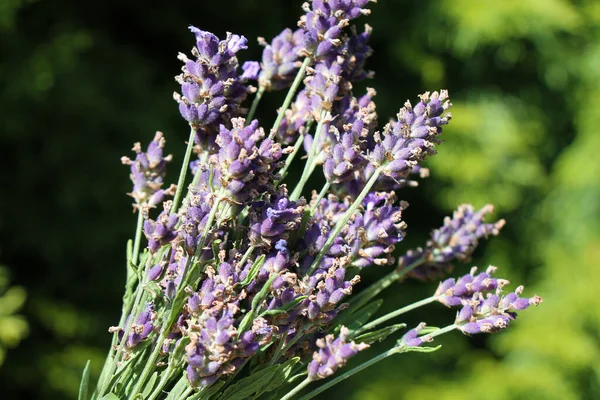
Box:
84 1 542 399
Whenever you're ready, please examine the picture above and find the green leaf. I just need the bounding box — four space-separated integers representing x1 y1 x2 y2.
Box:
354 323 406 344
141 371 158 398
260 296 307 317
345 299 384 331
403 344 442 353
100 394 121 400
240 255 266 287
165 374 189 400
78 360 91 400
219 357 300 400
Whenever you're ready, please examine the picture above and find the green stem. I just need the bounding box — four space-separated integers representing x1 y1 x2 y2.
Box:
172 126 197 213
247 86 265 123
306 167 383 276
279 134 305 181
147 362 178 400
346 256 426 313
131 211 145 266
309 182 331 215
130 330 170 397
281 378 312 400
239 245 256 267
290 113 327 201
180 386 194 399
269 324 307 366
351 295 439 338
270 58 311 140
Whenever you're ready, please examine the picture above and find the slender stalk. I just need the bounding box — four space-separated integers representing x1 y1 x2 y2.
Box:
180 386 194 399
270 58 311 140
290 113 327 201
239 245 256 267
247 86 265 123
172 127 197 212
306 167 383 276
346 256 426 313
279 134 305 180
130 330 170 397
131 211 145 266
309 182 331 215
269 324 307 366
281 378 312 400
351 295 439 338
297 324 457 400
147 362 179 400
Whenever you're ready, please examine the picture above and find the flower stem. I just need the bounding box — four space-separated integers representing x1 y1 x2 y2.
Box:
130 330 170 397
172 126 197 213
279 135 305 181
247 86 265 123
290 112 327 201
309 181 331 215
270 57 311 140
306 167 383 276
280 378 312 400
131 210 145 266
347 256 426 312
351 295 439 338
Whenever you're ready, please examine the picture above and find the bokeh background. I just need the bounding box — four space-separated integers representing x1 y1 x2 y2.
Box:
2 0 600 399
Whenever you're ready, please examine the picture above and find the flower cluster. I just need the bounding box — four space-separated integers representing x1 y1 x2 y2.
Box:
174 27 252 144
94 3 542 400
121 131 175 211
435 266 542 334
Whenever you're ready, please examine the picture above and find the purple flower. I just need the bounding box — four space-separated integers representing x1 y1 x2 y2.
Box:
214 118 285 202
435 266 510 307
308 326 369 380
257 28 305 91
369 90 452 181
249 190 306 248
143 201 179 254
275 89 313 144
174 27 251 141
121 131 175 210
305 62 343 118
299 0 375 59
454 282 542 335
347 192 407 267
110 304 156 350
397 204 505 280
400 323 434 347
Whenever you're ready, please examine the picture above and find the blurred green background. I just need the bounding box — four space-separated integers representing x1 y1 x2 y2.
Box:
1 0 599 399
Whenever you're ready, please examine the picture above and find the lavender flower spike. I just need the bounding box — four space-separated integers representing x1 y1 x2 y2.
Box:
399 204 505 280
174 27 251 138
308 326 369 380
257 28 305 91
369 90 452 181
121 131 175 210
